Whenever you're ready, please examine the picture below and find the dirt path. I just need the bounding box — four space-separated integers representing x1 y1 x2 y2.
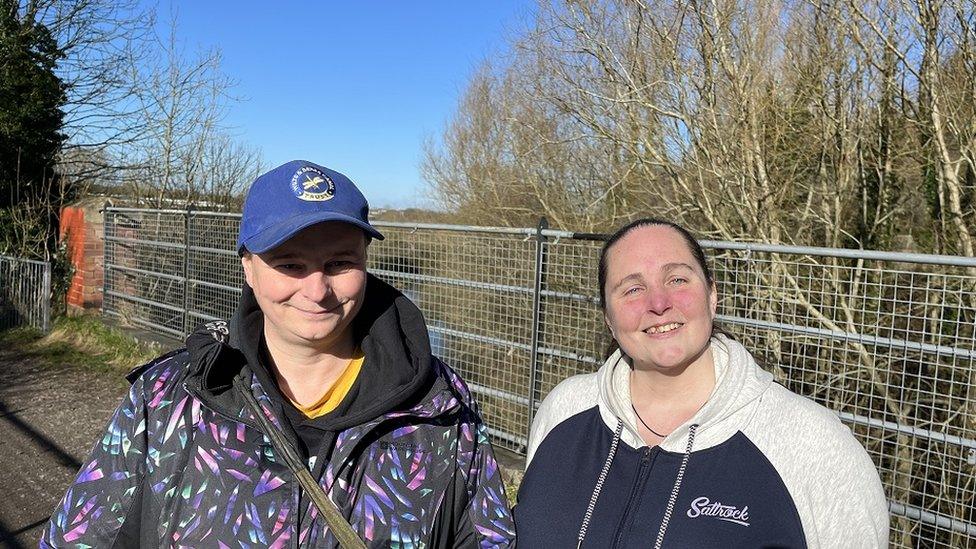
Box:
0 349 128 548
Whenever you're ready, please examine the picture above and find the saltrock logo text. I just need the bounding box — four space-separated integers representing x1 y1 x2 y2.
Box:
686 496 751 527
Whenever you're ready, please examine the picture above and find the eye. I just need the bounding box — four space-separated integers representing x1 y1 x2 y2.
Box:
326 259 357 272
668 276 689 285
623 285 643 296
274 263 303 273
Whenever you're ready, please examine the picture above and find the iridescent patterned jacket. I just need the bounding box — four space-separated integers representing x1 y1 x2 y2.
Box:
42 277 516 547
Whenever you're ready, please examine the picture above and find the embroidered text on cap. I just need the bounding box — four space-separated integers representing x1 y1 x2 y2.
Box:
291 165 335 202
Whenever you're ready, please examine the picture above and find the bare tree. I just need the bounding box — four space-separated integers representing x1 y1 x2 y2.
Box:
116 9 261 208
12 1 261 205
426 2 976 545
16 0 153 182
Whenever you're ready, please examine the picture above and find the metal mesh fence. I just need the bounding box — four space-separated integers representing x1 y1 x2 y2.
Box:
104 209 242 337
538 237 976 548
103 208 976 547
104 209 188 337
0 255 51 332
370 224 540 450
710 246 976 547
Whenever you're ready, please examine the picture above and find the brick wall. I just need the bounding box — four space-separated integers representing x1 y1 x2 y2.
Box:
59 199 105 315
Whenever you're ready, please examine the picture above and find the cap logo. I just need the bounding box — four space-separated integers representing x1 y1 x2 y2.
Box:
290 165 335 202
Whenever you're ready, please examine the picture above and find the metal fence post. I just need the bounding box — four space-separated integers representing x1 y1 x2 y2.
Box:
103 207 111 319
183 207 192 336
526 217 549 448
41 261 51 332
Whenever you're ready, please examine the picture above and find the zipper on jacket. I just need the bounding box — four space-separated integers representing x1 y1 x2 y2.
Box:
611 446 656 549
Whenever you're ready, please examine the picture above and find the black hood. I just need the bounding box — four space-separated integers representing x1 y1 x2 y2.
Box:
184 273 436 431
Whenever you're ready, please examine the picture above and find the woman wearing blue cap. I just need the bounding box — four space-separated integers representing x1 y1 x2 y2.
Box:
43 161 516 548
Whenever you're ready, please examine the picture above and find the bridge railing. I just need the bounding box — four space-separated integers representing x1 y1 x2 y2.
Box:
103 207 976 548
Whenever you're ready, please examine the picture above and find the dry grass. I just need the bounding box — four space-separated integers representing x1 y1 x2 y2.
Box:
0 315 161 376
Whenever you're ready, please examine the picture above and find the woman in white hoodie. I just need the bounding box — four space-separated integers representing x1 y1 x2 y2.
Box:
514 218 889 549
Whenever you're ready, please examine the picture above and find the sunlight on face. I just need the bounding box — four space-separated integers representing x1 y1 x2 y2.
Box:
603 225 717 374
241 222 368 353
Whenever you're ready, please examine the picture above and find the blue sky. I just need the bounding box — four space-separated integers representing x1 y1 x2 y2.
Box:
163 2 532 209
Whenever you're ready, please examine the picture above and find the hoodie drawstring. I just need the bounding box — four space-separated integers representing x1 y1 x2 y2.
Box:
576 420 623 549
654 423 698 549
575 422 700 549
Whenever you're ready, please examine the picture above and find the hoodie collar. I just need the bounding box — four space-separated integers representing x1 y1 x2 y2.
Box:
598 334 774 452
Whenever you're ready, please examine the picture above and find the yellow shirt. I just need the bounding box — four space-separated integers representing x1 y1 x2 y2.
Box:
289 349 364 419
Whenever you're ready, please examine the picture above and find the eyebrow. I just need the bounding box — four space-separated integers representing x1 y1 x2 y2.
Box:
662 262 695 272
263 251 297 261
264 248 361 261
611 273 644 292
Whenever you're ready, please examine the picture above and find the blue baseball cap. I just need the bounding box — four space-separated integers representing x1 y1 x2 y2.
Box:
237 160 384 254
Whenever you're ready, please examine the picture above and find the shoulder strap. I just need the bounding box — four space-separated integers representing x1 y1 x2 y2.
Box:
239 385 367 549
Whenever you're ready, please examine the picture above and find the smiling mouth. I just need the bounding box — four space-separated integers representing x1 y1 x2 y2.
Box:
644 322 682 334
294 301 346 315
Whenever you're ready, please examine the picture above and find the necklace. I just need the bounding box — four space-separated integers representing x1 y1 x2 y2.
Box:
631 400 707 439
631 404 671 437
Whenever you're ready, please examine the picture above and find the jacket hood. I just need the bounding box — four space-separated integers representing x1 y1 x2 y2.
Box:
597 334 774 452
184 273 436 431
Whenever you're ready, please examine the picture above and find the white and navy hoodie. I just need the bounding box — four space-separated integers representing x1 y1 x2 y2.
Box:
515 335 889 548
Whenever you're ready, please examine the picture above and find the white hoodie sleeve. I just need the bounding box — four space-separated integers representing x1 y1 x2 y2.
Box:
745 384 889 548
525 372 600 468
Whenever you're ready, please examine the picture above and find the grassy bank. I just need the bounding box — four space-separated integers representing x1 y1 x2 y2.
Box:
0 316 161 379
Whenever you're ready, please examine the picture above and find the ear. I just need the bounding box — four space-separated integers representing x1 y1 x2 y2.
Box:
604 312 616 340
709 281 718 316
241 254 254 287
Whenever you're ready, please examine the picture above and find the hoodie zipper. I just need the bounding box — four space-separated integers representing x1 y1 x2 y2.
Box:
576 422 700 549
610 445 656 549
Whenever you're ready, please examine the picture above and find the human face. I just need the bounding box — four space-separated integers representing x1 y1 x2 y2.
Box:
603 225 717 374
241 222 367 353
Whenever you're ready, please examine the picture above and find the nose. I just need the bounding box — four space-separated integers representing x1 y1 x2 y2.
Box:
645 286 671 315
301 270 332 303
